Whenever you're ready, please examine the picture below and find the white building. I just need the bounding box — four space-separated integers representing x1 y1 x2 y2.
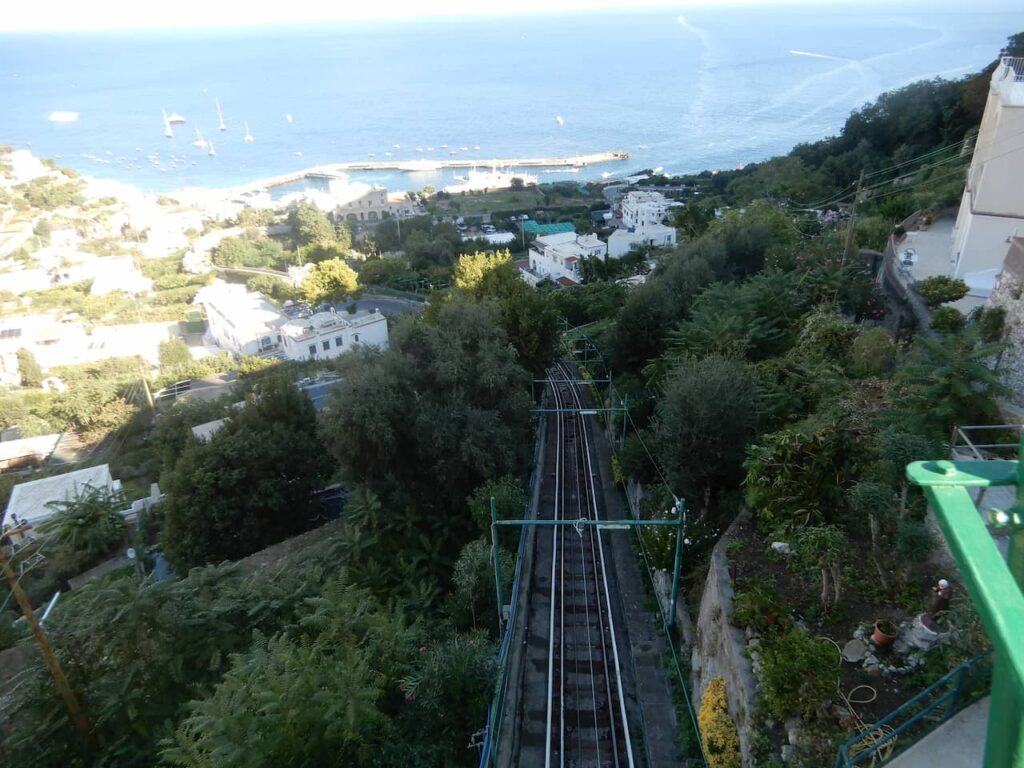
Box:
3 464 122 531
88 255 153 296
620 191 671 229
607 224 677 258
950 57 1024 295
195 281 389 362
279 309 389 361
526 232 608 286
195 282 288 357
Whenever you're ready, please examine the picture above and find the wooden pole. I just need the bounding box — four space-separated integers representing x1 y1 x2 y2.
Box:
0 539 93 743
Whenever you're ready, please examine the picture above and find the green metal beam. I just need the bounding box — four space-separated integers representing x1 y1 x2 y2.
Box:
907 454 1024 768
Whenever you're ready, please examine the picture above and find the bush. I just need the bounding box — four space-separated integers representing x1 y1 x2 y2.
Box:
759 631 837 721
970 305 1006 343
698 677 742 768
930 306 965 334
916 275 968 307
849 327 896 376
732 577 790 634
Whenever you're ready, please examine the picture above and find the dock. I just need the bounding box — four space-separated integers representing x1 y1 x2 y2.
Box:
229 151 629 195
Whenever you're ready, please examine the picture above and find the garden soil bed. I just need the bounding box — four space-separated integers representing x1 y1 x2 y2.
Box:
725 514 934 729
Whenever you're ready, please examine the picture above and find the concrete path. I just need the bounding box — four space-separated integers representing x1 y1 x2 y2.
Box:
888 696 989 768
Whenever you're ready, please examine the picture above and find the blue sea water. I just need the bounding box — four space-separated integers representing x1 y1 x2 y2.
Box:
1 5 1021 194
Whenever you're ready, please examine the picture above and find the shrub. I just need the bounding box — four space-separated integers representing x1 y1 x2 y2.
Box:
759 631 837 721
930 306 965 334
732 577 790 633
970 305 1006 343
698 677 742 768
916 275 968 307
849 327 896 376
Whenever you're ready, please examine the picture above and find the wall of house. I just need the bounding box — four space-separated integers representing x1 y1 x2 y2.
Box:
952 209 1023 280
282 316 388 362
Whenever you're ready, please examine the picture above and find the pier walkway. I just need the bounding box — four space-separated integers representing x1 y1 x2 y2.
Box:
228 150 629 195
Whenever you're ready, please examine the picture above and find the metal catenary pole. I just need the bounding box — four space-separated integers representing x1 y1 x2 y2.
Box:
490 496 506 634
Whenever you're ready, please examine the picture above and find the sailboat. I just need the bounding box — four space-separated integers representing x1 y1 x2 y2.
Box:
162 109 173 139
192 126 208 149
216 98 226 131
208 139 216 157
243 122 254 143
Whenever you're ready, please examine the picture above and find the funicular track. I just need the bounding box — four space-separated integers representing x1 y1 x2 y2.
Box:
537 362 635 768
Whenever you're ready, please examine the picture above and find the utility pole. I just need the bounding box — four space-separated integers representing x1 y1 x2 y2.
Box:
0 534 93 743
840 169 866 271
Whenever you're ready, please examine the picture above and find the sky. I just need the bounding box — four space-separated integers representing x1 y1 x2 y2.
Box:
0 0 986 33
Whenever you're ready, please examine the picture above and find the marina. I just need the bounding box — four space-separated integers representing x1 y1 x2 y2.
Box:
229 150 629 194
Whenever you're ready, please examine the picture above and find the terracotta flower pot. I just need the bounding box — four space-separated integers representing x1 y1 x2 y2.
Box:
872 620 897 647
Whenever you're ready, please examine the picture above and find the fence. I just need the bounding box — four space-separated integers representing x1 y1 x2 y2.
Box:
475 403 546 768
833 648 993 768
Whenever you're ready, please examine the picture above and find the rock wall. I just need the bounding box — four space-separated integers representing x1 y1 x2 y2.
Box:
988 239 1024 405
691 512 758 768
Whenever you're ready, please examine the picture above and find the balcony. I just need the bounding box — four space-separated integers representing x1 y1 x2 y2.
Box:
993 57 1024 107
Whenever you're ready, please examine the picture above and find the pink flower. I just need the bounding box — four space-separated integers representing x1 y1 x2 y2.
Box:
419 646 427 653
404 692 414 702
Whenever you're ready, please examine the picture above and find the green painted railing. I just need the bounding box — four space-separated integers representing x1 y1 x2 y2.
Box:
906 443 1024 767
834 648 993 767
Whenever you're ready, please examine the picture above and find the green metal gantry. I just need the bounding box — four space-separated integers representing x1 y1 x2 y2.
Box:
906 437 1024 768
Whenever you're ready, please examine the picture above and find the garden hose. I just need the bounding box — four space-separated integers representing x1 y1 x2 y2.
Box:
822 637 896 766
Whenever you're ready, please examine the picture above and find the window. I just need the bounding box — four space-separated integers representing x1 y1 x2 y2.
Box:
322 341 330 351
354 334 359 342
336 336 344 347
308 345 317 357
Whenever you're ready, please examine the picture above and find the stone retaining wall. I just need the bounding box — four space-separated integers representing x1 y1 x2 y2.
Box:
691 512 758 768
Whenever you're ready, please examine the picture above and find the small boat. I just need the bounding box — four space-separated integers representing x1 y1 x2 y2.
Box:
368 152 375 157
208 139 216 157
192 126 208 149
167 112 186 124
285 114 293 124
393 143 401 148
48 111 79 122
216 98 226 131
474 145 481 150
440 144 448 149
162 109 174 139
460 146 468 151
243 122 254 143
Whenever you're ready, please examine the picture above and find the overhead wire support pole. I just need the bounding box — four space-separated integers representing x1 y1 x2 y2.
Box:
0 535 93 745
490 496 506 634
840 169 866 272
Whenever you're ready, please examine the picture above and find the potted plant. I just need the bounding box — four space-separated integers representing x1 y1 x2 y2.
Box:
893 224 906 242
872 619 897 647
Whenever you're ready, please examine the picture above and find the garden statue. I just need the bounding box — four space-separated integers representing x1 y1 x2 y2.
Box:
928 579 953 619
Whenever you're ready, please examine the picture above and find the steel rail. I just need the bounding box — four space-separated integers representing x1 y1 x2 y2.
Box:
560 362 636 768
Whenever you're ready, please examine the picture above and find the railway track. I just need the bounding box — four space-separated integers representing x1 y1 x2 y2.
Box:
542 362 634 768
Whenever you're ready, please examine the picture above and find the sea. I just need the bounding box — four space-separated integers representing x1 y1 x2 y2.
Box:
1 4 1022 196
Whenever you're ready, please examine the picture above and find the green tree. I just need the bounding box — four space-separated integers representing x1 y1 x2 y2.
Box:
795 524 848 609
16 347 43 387
319 301 532 589
161 375 334 570
653 355 759 514
300 258 360 304
897 326 1008 436
212 237 260 268
37 483 128 562
158 339 192 371
452 250 512 291
289 202 335 248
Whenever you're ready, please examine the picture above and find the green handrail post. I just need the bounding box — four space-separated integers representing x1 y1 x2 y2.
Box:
906 433 1024 768
490 496 505 634
669 497 686 633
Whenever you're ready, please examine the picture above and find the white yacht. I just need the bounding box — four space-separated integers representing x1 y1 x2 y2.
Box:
243 122 254 143
216 99 226 131
192 127 208 149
